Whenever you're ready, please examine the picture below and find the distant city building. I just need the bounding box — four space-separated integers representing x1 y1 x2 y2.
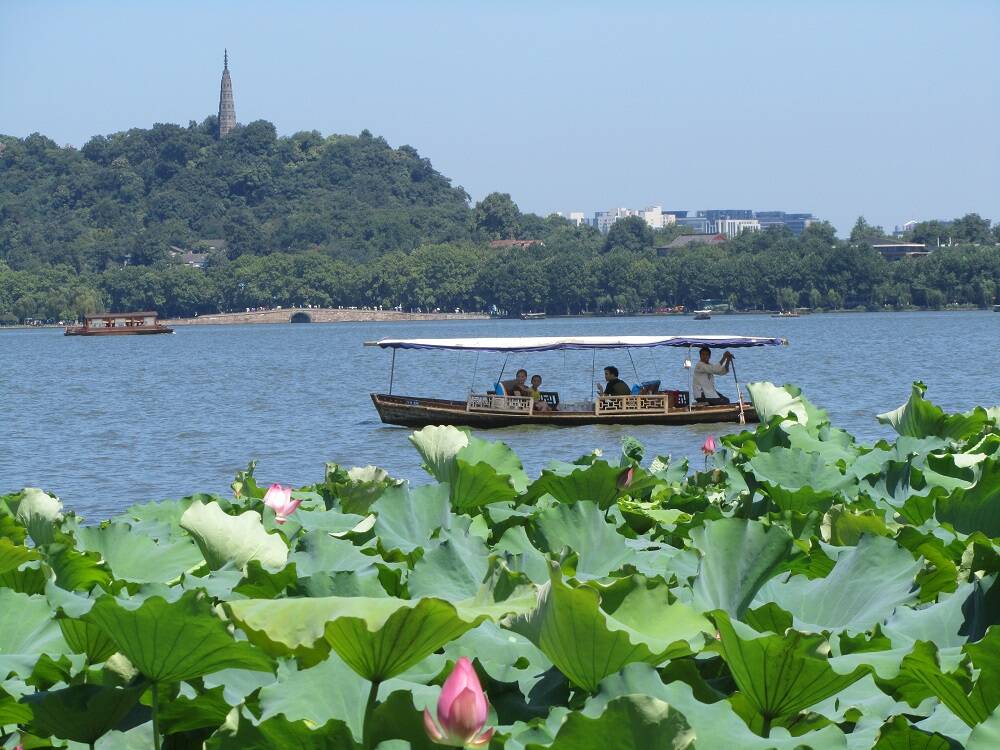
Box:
701 209 754 222
893 219 919 237
674 215 712 233
566 211 587 227
488 239 545 250
218 50 236 137
593 208 633 233
755 211 815 236
871 241 930 261
713 218 760 238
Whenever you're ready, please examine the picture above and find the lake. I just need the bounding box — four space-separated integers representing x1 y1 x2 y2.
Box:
2 311 998 520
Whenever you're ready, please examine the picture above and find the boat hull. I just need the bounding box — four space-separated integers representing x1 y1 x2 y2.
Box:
64 326 174 336
371 393 757 428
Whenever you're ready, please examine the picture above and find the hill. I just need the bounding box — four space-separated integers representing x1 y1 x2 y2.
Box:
0 118 472 270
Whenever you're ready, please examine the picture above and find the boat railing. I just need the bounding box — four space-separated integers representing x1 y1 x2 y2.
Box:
595 394 670 415
466 393 534 414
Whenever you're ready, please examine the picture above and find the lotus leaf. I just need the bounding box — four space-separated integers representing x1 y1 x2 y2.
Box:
526 459 637 509
748 446 856 512
691 518 793 617
371 482 451 555
225 594 532 680
407 529 491 600
508 565 710 692
75 522 203 583
878 382 989 442
0 589 70 679
180 500 288 570
83 590 274 683
13 487 63 546
532 500 638 580
747 382 828 428
935 458 1000 537
526 694 695 750
204 714 357 749
21 683 146 744
753 534 921 633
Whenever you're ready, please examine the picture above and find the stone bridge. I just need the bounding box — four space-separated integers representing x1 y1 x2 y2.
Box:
163 308 489 326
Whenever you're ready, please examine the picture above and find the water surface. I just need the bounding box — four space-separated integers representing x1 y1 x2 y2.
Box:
2 311 997 519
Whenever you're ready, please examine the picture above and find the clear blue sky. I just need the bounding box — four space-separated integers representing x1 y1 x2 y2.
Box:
2 0 997 234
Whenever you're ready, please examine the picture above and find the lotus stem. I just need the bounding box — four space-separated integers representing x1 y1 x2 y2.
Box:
362 679 380 750
151 681 161 750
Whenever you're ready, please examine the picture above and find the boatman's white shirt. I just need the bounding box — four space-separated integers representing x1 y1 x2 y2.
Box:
693 361 727 399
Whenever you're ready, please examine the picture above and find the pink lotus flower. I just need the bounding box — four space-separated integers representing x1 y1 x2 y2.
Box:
701 435 717 455
263 483 300 524
617 466 635 490
424 657 494 748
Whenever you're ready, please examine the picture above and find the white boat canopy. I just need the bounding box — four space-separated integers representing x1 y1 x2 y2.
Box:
366 335 788 352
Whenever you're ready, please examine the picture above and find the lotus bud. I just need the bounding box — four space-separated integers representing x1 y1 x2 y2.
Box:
423 657 495 748
263 483 301 524
617 466 635 490
701 435 717 455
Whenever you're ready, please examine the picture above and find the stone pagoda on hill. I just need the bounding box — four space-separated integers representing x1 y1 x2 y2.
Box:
218 50 236 137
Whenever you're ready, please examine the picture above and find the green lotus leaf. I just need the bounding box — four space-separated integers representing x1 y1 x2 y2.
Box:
753 535 921 633
113 496 198 540
443 620 553 697
75 522 204 583
205 713 356 750
0 589 71 679
878 382 990 442
13 487 64 546
257 655 368 742
157 684 232 734
690 518 793 618
935 458 1000 538
408 529 490 600
525 694 695 750
334 465 401 514
0 689 32 726
821 506 890 545
748 447 856 512
225 594 530 680
532 501 638 580
289 532 379 578
598 663 849 749
83 589 273 683
967 703 1000 750
747 382 829 429
371 482 451 555
872 715 959 749
180 500 288 571
526 459 638 509
410 425 472 483
713 610 869 735
21 683 146 744
495 525 551 584
507 565 711 692
0 536 38 577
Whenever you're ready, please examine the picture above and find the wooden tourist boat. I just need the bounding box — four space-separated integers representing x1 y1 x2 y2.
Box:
693 309 712 320
64 311 174 336
366 334 788 428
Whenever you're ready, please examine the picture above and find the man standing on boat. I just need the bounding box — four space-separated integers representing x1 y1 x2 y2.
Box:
597 366 631 397
693 347 732 405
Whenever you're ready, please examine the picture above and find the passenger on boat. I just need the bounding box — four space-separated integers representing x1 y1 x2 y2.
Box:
596 366 631 397
503 369 532 397
530 374 553 411
693 347 732 405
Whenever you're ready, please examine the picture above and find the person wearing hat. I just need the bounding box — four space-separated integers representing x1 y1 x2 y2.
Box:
596 365 631 396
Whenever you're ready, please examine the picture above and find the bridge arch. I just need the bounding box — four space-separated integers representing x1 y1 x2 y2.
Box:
290 311 312 323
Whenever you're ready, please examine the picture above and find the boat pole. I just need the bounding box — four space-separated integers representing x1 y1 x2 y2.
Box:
626 348 640 384
687 346 693 412
591 349 597 399
731 357 746 424
470 352 480 394
388 348 396 394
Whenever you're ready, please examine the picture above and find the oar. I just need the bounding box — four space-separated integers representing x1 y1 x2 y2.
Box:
731 357 746 424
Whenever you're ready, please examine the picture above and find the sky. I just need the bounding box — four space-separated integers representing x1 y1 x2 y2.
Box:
2 0 998 235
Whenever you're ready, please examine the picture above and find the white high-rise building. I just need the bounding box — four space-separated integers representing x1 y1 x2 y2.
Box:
593 208 633 233
713 218 761 238
567 211 587 227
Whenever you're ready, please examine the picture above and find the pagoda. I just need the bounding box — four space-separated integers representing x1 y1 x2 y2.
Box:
218 50 236 137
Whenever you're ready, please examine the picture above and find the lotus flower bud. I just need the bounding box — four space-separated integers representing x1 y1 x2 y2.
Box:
423 657 495 748
263 483 301 524
617 466 635 489
701 435 717 455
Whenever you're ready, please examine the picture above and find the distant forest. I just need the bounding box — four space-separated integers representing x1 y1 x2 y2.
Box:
1 117 999 321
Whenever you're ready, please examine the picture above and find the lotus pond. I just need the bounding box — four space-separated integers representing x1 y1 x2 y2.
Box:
2 382 999 749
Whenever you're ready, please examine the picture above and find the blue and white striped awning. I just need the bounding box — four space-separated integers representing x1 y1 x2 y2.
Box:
366 335 787 352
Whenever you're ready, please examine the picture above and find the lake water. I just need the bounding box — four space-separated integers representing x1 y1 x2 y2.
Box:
2 311 998 520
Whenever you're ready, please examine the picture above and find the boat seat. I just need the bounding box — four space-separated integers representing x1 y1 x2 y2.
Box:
539 391 559 406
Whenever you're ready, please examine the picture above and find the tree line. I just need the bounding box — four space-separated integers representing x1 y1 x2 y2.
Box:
1 122 998 321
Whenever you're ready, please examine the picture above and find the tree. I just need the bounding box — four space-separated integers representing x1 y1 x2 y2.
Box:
849 216 886 243
603 216 653 253
951 213 992 245
472 192 521 240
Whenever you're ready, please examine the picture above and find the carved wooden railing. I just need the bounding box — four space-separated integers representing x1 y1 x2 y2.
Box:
595 394 670 415
466 394 534 414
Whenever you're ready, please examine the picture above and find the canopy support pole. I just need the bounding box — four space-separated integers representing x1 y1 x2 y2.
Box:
388 348 396 395
732 359 746 424
688 346 694 412
470 352 480 394
626 348 640 385
496 354 510 387
591 349 597 399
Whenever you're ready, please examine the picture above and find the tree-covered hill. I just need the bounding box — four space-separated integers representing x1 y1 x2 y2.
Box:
0 118 472 270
